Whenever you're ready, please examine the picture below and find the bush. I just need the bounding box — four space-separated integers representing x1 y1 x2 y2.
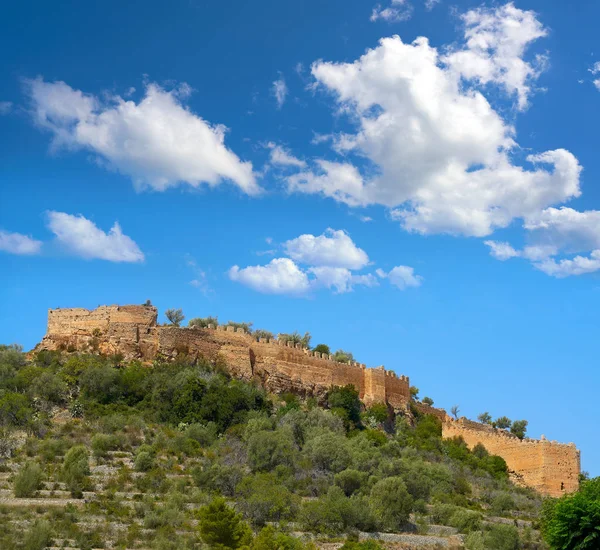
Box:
327 385 361 429
484 524 520 550
14 461 44 497
135 451 155 472
23 519 52 550
237 473 298 526
198 497 252 548
369 477 413 531
303 432 351 473
91 433 121 458
62 445 90 497
448 509 482 533
252 526 304 550
247 429 296 472
335 469 367 496
541 477 600 549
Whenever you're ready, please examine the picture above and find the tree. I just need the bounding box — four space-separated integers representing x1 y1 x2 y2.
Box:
254 329 274 340
327 384 362 428
14 461 44 497
510 419 528 439
422 397 434 406
278 331 311 348
188 316 218 328
450 405 460 419
198 497 252 549
493 416 511 430
226 321 253 333
0 392 32 428
333 349 354 364
541 477 600 549
143 299 153 307
165 308 185 327
477 412 492 425
370 477 414 531
313 344 331 355
410 386 419 400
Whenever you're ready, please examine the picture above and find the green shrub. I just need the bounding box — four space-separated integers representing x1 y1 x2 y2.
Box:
251 526 304 550
23 519 52 550
369 477 413 531
134 451 155 472
62 445 90 497
334 469 367 496
237 473 298 526
13 461 44 497
247 429 296 471
91 433 121 458
448 509 482 533
541 477 600 549
198 497 252 548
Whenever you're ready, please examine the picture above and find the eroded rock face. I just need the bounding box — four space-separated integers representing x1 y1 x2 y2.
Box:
35 304 580 496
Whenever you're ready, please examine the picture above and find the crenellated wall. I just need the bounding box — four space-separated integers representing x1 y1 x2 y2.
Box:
36 305 410 409
34 304 580 496
443 419 580 497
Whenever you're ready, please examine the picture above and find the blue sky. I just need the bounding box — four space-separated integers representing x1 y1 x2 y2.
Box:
1 0 600 474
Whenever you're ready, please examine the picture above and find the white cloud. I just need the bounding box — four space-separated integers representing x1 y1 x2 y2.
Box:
230 228 419 295
272 77 288 108
443 2 548 110
26 78 258 195
371 0 413 22
266 142 306 168
534 251 600 278
288 6 579 237
589 62 600 90
47 211 144 262
283 228 369 269
424 0 440 10
309 266 378 294
0 101 12 115
485 207 600 277
287 160 367 208
377 265 423 289
0 230 42 255
484 240 520 261
229 258 310 295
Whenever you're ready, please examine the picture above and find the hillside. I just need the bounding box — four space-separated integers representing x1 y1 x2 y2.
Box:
0 344 552 550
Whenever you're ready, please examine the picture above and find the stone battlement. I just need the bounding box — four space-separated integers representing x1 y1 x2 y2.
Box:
34 304 580 496
36 305 411 409
443 418 580 497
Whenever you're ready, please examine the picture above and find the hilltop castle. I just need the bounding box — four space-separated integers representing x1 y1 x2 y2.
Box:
35 304 580 497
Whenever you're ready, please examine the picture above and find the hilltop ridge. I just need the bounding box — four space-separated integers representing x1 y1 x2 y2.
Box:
34 304 580 497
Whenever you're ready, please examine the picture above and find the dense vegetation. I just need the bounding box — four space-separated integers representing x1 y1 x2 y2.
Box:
0 343 584 549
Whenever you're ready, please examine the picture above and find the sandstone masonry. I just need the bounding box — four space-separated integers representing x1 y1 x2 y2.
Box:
35 304 580 497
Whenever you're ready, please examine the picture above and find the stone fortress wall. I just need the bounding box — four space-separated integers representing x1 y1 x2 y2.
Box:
36 304 580 497
38 305 411 409
443 418 580 497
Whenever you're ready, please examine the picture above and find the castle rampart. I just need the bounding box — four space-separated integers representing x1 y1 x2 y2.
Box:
443 419 580 497
35 304 580 496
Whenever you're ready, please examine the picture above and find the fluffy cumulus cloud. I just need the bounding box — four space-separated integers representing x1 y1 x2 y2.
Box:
272 77 288 108
443 2 548 110
283 228 369 269
0 230 43 255
376 266 423 289
282 2 590 280
485 207 600 277
47 211 144 262
230 228 420 295
229 258 310 295
25 78 258 195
